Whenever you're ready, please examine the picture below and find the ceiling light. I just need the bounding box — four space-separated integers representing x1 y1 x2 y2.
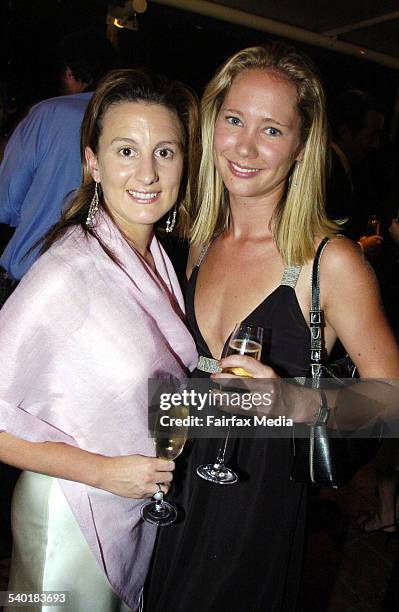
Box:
132 0 147 13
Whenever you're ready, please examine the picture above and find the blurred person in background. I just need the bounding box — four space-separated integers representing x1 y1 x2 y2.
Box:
328 92 399 541
326 89 385 257
0 28 119 298
57 29 119 96
358 212 399 540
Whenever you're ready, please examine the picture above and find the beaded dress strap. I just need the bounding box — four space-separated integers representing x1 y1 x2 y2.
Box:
193 241 220 374
195 242 212 268
280 265 301 288
281 265 304 384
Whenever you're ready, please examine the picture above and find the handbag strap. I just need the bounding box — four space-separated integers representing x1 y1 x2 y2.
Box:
309 236 356 423
310 237 330 375
309 237 334 422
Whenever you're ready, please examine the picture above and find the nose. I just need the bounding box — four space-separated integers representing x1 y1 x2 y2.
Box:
136 153 159 185
235 127 258 160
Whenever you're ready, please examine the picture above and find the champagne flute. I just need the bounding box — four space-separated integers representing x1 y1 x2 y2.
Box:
141 403 189 526
196 322 264 485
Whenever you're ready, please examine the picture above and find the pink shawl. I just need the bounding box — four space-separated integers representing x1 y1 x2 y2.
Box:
0 213 197 609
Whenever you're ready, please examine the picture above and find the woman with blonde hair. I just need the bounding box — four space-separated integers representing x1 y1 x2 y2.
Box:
147 43 399 611
0 68 198 611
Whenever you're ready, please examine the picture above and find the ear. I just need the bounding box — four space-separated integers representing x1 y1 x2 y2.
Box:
85 146 101 183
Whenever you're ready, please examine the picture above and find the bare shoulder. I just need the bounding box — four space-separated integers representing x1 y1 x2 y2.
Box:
320 235 364 270
186 243 204 280
319 235 378 294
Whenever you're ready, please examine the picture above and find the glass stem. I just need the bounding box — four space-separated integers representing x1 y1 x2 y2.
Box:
155 492 164 511
214 425 231 467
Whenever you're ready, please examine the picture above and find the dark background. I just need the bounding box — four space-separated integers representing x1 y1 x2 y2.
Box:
1 0 398 133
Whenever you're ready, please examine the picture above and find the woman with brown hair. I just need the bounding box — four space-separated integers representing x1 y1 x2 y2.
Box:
0 68 199 611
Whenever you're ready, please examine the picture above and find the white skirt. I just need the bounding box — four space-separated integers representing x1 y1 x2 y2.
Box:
6 471 133 612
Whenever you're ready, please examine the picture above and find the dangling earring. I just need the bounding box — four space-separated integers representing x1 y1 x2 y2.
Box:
86 182 99 228
292 160 301 188
166 207 177 233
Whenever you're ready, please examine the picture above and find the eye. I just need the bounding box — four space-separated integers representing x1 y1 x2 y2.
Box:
265 127 281 137
155 148 174 160
119 147 136 158
226 116 242 126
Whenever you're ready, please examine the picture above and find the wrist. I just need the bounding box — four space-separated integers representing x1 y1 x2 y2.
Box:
89 453 109 490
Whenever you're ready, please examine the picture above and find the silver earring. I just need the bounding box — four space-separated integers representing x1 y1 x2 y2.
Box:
292 160 301 188
86 182 99 228
166 207 177 233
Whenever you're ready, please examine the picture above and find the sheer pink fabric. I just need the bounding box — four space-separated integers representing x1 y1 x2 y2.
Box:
0 213 197 609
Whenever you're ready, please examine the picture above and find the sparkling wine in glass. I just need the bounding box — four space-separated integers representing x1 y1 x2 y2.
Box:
196 322 264 485
141 404 188 526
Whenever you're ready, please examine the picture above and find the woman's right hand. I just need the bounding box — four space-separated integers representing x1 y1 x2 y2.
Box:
98 454 175 499
0 433 173 499
213 355 279 379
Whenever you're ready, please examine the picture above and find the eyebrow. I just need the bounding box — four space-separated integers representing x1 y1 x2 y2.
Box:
110 137 181 146
222 107 290 128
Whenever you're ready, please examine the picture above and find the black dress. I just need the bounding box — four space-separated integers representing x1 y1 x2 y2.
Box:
146 253 310 612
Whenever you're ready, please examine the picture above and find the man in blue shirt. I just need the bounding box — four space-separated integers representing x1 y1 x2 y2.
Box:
0 28 118 284
0 92 92 281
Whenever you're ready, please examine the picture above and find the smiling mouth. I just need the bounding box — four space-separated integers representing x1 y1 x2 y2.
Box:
228 160 262 177
127 190 160 203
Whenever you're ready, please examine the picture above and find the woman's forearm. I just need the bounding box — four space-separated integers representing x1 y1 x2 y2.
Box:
0 431 105 488
0 431 175 499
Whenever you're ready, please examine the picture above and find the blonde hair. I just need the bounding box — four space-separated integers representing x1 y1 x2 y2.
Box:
188 43 338 266
42 68 199 253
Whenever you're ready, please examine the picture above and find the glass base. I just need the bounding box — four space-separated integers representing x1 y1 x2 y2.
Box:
141 500 177 526
197 463 238 484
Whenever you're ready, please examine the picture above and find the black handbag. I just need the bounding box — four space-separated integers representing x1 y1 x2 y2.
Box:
290 237 382 488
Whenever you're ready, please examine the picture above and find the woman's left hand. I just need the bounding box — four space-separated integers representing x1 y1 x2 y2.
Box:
212 355 279 379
